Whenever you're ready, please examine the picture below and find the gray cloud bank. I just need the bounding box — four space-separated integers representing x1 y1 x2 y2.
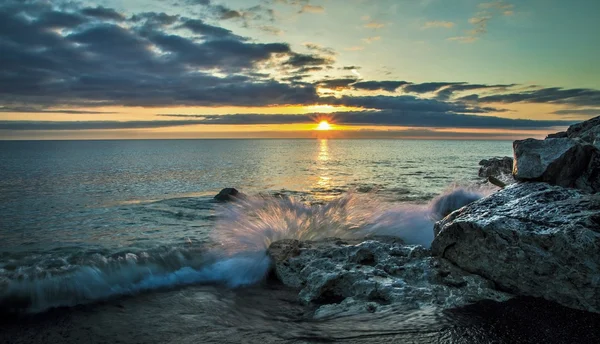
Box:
0 0 598 134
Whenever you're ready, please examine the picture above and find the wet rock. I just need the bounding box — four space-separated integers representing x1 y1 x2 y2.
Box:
214 188 244 202
268 238 511 318
432 182 600 313
478 157 513 180
513 138 600 193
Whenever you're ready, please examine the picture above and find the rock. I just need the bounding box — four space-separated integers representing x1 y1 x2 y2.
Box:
478 157 513 178
513 138 600 193
546 131 568 139
432 182 600 313
268 238 511 318
214 188 243 202
565 115 600 148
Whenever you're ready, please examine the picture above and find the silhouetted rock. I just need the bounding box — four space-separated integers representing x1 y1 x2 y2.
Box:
268 238 511 318
432 182 600 313
513 138 599 192
546 131 567 139
214 188 243 202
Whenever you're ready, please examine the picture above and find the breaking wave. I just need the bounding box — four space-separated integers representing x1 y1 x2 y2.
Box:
0 186 490 313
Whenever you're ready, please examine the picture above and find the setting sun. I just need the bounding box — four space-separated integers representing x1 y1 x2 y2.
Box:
316 121 332 131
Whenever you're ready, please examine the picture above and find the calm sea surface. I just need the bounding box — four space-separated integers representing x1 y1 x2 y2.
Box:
3 139 598 344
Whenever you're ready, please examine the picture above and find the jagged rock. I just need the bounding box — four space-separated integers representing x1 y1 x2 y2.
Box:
432 182 600 313
513 138 599 193
546 131 568 139
214 188 244 202
478 157 514 185
268 238 511 318
565 115 600 148
478 157 513 178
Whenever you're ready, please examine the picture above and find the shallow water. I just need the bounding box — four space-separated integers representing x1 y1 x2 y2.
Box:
3 139 600 343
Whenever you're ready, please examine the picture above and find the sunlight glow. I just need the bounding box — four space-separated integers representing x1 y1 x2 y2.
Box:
316 120 332 131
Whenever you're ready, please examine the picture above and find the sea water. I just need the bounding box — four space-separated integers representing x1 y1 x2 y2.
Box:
2 139 599 343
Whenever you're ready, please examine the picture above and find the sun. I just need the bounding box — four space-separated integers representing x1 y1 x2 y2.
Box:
316 120 332 131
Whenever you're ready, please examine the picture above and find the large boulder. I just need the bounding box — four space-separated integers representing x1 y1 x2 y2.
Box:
513 138 600 193
432 182 600 313
564 115 600 148
268 238 511 318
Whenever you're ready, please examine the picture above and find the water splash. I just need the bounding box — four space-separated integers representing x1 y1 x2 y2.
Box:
1 185 490 313
212 185 491 252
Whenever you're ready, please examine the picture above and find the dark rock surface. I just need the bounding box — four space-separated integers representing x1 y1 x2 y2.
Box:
478 157 513 178
513 115 600 193
513 138 600 193
268 238 511 318
214 188 244 202
478 157 514 185
564 115 600 147
432 182 600 313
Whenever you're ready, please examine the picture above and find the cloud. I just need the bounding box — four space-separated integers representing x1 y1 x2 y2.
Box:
156 111 572 129
0 120 211 130
361 36 381 44
422 21 455 29
552 109 600 117
299 4 324 13
259 25 284 35
449 1 514 43
351 81 410 92
447 36 478 43
459 87 600 107
0 107 117 114
364 21 385 29
404 82 464 94
317 78 359 90
344 46 365 51
0 0 329 109
179 18 244 40
81 6 125 21
303 43 336 55
285 53 334 67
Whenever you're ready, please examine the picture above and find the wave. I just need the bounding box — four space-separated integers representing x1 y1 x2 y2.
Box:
1 186 490 313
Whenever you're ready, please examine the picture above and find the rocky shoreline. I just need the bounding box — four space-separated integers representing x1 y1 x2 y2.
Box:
266 115 600 317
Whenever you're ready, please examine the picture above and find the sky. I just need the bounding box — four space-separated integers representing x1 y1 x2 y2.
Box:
0 0 599 140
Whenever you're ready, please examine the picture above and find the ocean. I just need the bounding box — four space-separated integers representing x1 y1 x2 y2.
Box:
1 139 599 343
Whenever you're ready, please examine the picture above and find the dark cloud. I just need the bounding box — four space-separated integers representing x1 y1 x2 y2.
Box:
213 5 242 19
0 0 322 109
180 18 244 40
0 120 209 130
403 82 464 94
460 87 600 107
129 12 179 27
158 111 572 129
328 95 495 114
552 108 600 116
0 107 117 114
317 78 358 90
352 81 410 92
81 6 125 21
342 66 361 70
304 43 336 56
285 53 334 67
37 11 87 29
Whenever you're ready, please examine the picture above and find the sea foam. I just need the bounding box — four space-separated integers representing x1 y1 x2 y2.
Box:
0 186 489 313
